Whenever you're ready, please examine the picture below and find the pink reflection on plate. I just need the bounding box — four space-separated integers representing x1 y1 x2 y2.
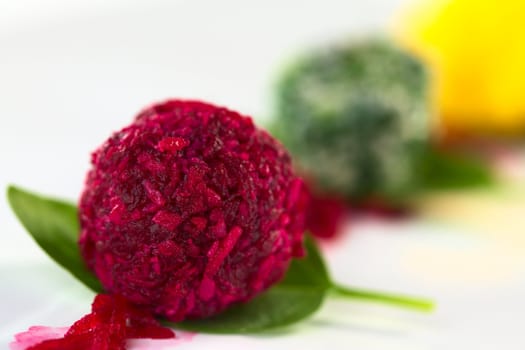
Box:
10 326 68 350
10 325 195 350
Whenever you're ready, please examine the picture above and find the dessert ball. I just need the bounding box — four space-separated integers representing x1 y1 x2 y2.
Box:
79 100 307 321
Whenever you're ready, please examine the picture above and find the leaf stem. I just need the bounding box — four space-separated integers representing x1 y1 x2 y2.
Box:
331 283 434 312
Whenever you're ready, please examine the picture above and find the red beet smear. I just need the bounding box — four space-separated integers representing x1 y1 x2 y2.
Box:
355 197 411 219
305 191 348 240
79 100 308 321
27 294 174 350
304 190 411 241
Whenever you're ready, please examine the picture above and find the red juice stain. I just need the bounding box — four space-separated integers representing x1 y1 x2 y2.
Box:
10 326 68 350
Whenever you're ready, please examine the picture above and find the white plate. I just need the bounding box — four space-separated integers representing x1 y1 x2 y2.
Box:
1 1 525 348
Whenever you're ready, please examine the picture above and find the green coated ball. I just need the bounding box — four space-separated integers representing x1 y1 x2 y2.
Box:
273 40 430 201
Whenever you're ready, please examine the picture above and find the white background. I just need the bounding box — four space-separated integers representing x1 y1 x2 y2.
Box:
1 1 524 349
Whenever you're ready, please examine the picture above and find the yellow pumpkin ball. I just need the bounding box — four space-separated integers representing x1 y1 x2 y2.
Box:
394 0 525 138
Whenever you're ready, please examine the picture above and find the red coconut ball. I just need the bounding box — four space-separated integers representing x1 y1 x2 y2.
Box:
79 100 308 322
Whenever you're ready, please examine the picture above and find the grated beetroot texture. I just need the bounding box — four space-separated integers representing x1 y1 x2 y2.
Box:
79 100 308 322
26 294 175 350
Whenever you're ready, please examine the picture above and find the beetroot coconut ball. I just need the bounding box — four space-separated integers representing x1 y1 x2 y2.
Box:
79 100 308 322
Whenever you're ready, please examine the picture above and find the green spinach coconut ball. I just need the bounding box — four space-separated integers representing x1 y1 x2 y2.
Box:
272 40 430 203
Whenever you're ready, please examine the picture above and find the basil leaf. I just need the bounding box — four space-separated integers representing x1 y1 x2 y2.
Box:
7 185 103 293
172 236 329 333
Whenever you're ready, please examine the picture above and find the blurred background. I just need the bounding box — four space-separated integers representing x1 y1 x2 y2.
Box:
1 0 525 349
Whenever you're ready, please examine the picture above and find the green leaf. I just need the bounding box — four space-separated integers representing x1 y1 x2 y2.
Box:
7 185 103 293
331 283 434 312
416 146 494 190
172 236 329 333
